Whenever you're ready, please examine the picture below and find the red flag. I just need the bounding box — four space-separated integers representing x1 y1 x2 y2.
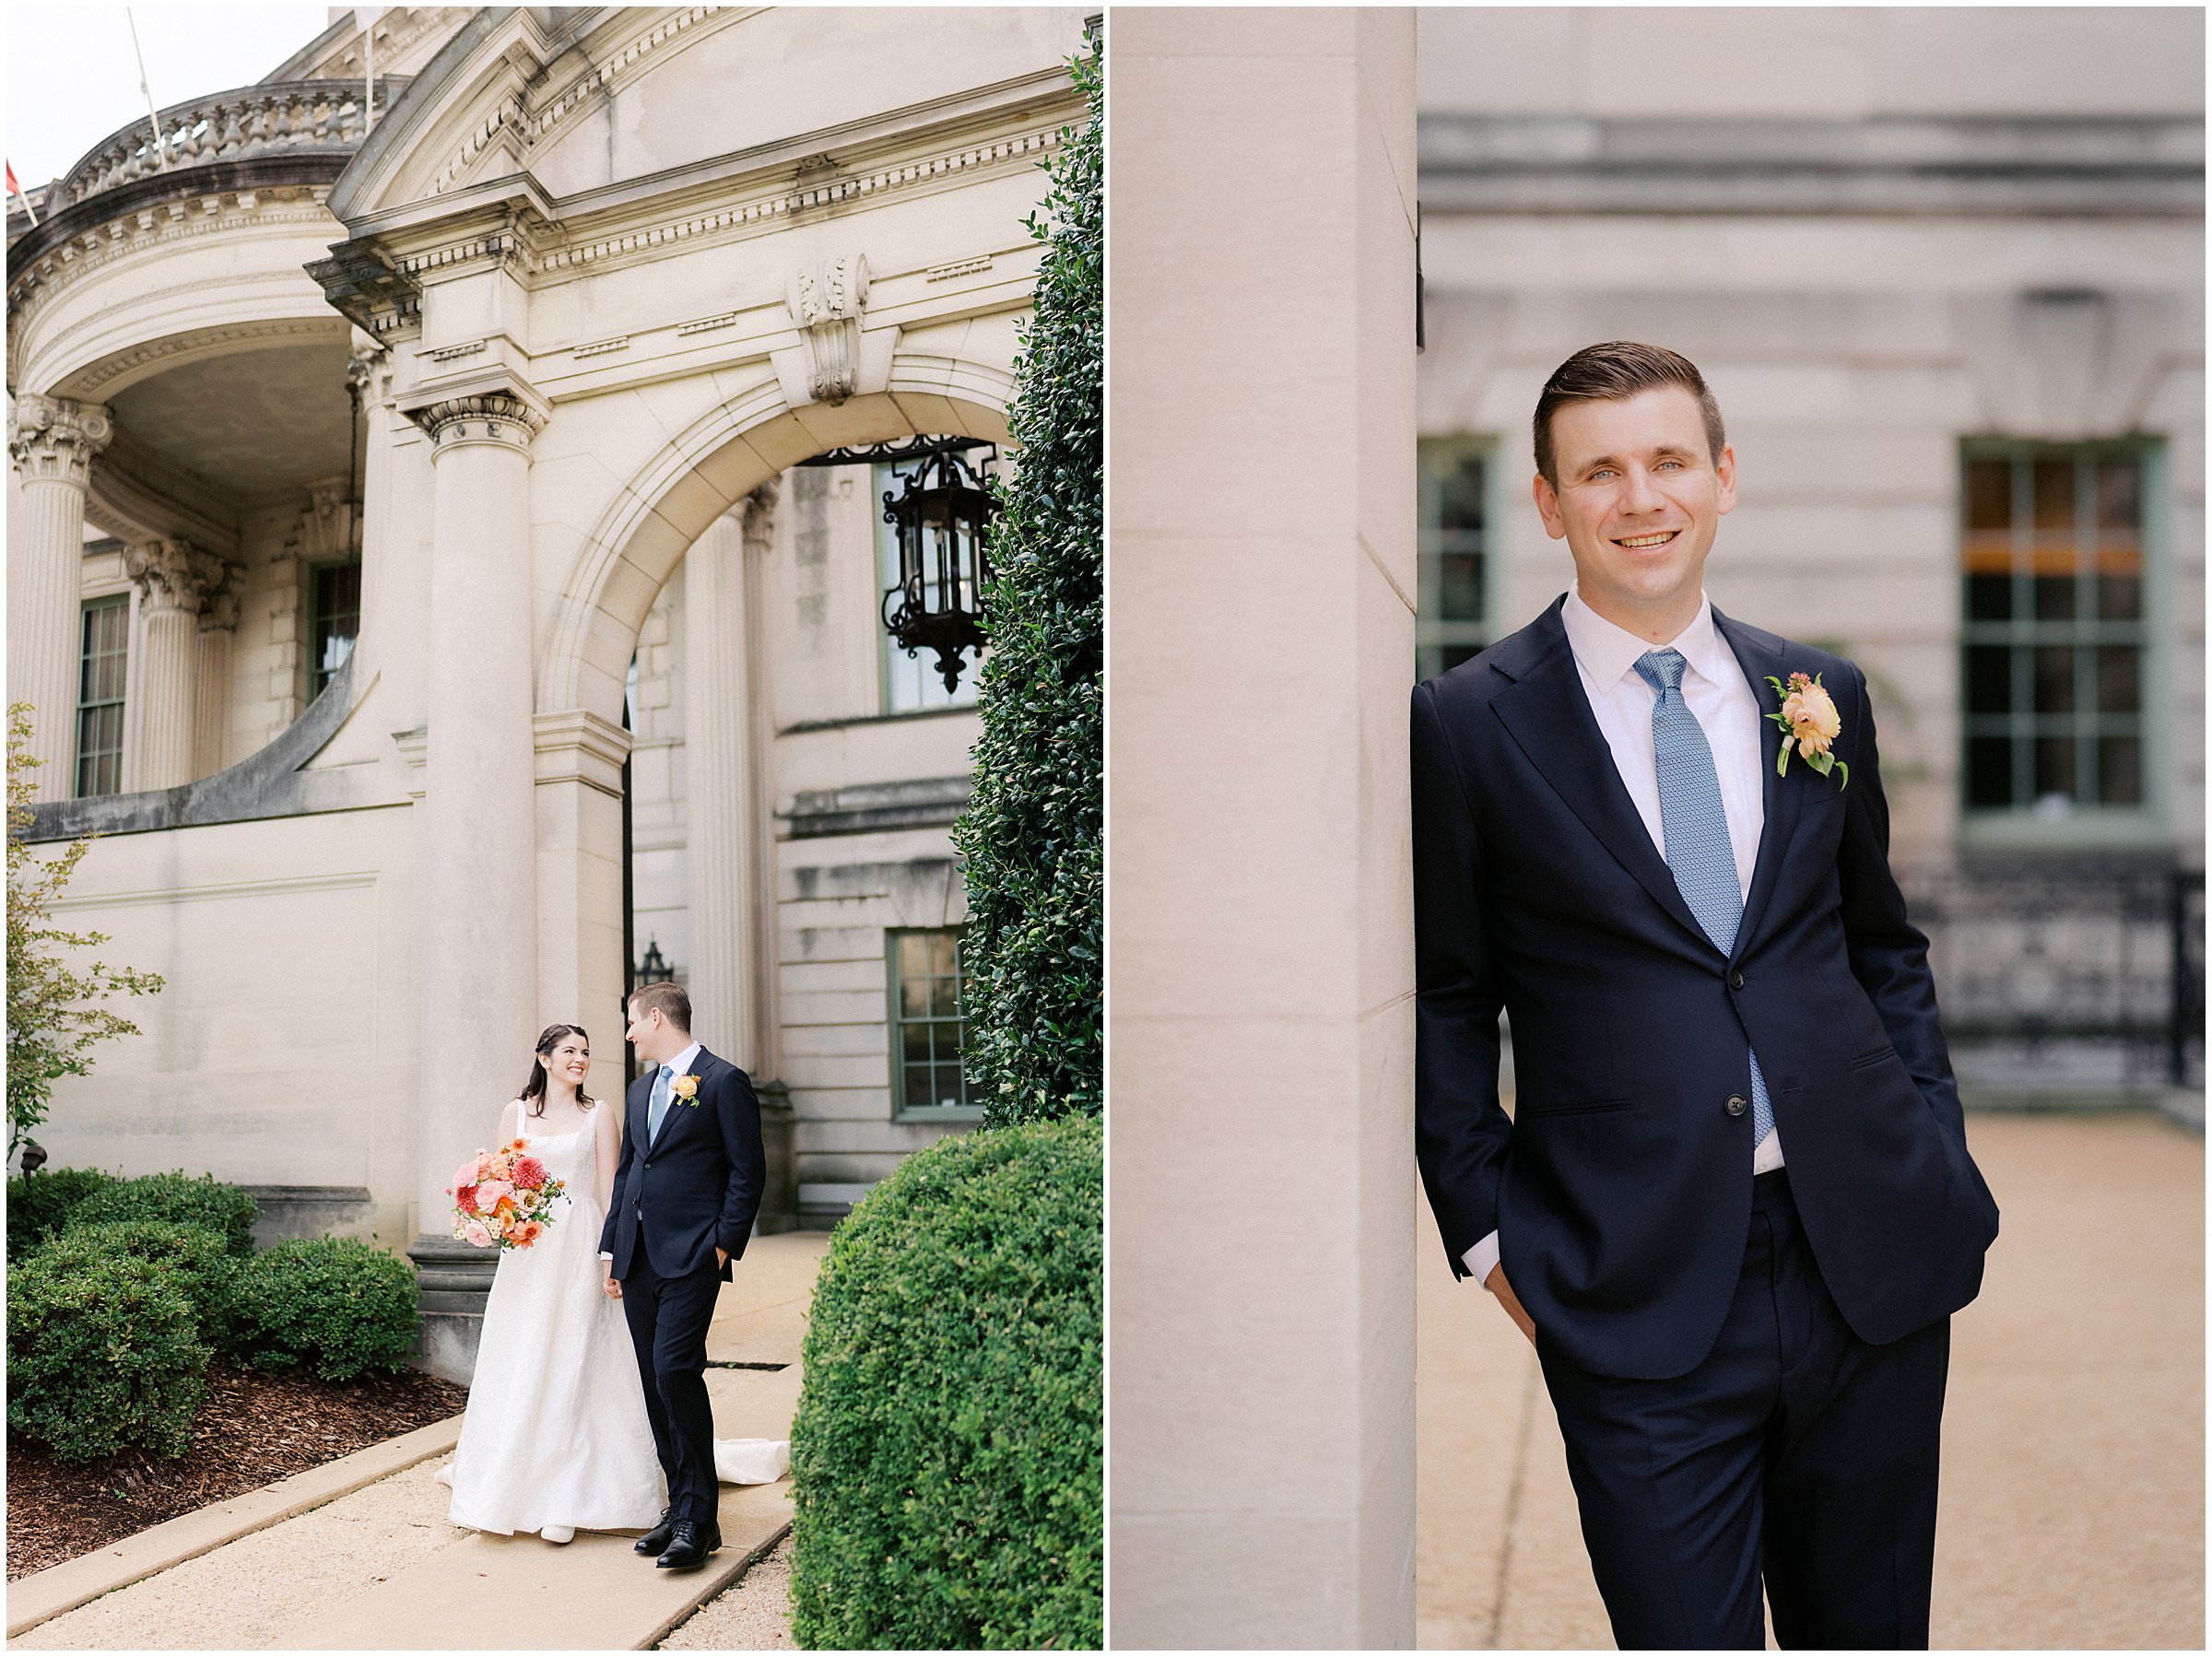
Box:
6 162 34 226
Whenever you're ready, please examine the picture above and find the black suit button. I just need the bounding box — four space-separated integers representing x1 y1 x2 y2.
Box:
1729 970 1746 991
1724 1094 1748 1118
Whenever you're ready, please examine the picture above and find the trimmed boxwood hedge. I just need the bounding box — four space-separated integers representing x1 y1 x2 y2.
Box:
73 1170 258 1256
6 1166 117 1263
790 1116 1102 1650
39 1220 242 1352
952 37 1103 1131
230 1237 419 1381
7 1245 210 1460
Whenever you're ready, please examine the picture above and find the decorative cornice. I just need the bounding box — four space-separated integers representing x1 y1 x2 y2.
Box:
532 124 1065 277
532 707 632 800
10 186 338 340
8 394 112 488
406 391 546 452
429 7 735 198
786 255 869 405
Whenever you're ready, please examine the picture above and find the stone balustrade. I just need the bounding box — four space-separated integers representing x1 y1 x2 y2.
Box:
49 78 405 212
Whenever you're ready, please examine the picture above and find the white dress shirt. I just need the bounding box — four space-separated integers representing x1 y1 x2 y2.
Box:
1465 588 1784 1288
600 1040 705 1262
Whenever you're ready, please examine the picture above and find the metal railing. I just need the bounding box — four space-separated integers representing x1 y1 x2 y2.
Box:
49 77 404 213
1909 861 2205 1092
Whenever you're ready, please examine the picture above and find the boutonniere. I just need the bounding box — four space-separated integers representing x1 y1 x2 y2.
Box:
670 1073 701 1106
1763 672 1849 788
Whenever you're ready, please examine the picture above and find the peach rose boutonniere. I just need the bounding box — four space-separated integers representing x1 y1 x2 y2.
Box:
1763 671 1850 789
670 1073 701 1106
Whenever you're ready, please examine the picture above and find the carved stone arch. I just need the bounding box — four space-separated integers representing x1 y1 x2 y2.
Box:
536 370 1016 727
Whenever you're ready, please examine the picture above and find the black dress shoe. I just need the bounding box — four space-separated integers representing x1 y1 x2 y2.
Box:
634 1507 677 1556
655 1518 721 1570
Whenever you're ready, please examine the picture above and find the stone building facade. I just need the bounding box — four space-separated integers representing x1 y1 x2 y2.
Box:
7 5 1089 1370
1416 6 2205 1099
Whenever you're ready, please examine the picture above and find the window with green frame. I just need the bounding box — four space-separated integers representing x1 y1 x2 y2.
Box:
1960 441 2157 821
888 927 977 1118
76 595 129 799
1418 438 1490 681
310 560 361 702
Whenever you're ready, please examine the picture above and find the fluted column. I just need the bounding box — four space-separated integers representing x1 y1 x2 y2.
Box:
194 559 245 776
7 395 113 799
683 481 779 1072
405 388 546 1244
740 483 783 1076
123 538 214 793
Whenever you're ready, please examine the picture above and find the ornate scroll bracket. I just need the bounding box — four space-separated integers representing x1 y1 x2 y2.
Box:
198 557 248 633
8 394 113 488
783 255 870 406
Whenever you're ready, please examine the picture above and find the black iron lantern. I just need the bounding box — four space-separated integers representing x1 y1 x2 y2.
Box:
881 445 994 693
636 937 674 985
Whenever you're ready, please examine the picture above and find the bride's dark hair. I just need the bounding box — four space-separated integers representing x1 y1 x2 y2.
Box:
522 1024 598 1117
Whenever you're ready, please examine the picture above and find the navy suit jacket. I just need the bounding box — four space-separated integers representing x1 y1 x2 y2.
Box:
1412 596 2000 1381
598 1046 766 1282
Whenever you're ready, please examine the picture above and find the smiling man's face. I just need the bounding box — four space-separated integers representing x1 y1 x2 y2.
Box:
1533 384 1736 632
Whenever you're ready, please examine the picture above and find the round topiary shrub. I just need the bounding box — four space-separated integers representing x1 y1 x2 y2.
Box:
39 1220 241 1353
6 1247 211 1460
73 1171 258 1257
6 1167 117 1263
791 1116 1102 1650
231 1238 418 1381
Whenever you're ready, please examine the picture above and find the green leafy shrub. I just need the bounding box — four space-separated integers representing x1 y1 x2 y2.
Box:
6 1166 117 1263
953 38 1103 1130
74 1170 258 1256
39 1220 241 1351
231 1238 418 1381
791 1116 1102 1650
6 1246 210 1460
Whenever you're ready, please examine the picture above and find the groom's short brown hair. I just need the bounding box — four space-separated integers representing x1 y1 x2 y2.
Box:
1534 341 1725 488
628 981 692 1032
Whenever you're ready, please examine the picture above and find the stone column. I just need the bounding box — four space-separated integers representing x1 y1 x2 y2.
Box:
122 538 214 793
684 480 782 1075
1110 12 1419 1647
194 559 245 776
403 387 546 1380
741 483 784 1079
6 395 112 799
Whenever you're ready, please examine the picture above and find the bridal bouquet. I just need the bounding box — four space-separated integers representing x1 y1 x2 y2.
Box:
449 1138 566 1250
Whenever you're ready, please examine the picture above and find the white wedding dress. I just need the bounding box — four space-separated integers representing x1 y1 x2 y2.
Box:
441 1114 666 1535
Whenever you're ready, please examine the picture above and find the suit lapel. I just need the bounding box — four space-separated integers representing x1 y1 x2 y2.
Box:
644 1048 715 1157
1713 609 1799 957
1488 603 1714 952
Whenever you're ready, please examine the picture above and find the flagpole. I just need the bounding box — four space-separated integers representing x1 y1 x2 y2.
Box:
6 165 38 227
125 7 169 171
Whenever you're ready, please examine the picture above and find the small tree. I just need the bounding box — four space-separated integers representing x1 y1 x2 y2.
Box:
7 704 163 1155
953 37 1103 1128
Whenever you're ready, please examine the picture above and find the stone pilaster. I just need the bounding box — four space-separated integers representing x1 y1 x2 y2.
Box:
685 500 762 1073
740 481 783 1076
402 381 547 1377
122 537 216 793
194 558 246 777
7 395 113 799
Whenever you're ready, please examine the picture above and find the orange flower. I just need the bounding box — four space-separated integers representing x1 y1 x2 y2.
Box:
1780 672 1842 759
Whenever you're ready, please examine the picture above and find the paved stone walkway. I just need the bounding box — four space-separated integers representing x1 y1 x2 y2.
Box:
16 1233 829 1651
1416 1111 2205 1650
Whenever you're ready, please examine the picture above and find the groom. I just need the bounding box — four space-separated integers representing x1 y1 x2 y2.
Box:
599 981 766 1571
1412 341 2000 1648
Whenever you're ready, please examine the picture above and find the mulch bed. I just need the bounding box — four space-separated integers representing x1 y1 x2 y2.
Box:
6 1362 469 1580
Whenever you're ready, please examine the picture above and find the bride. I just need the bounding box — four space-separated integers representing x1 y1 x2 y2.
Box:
441 1024 665 1543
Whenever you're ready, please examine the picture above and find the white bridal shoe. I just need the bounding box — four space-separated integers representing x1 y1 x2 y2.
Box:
541 1525 575 1545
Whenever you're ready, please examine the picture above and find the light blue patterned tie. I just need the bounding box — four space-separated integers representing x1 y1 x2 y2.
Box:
1634 648 1774 1148
647 1063 674 1143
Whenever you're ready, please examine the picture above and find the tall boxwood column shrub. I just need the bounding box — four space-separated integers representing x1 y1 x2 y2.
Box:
953 36 1103 1129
